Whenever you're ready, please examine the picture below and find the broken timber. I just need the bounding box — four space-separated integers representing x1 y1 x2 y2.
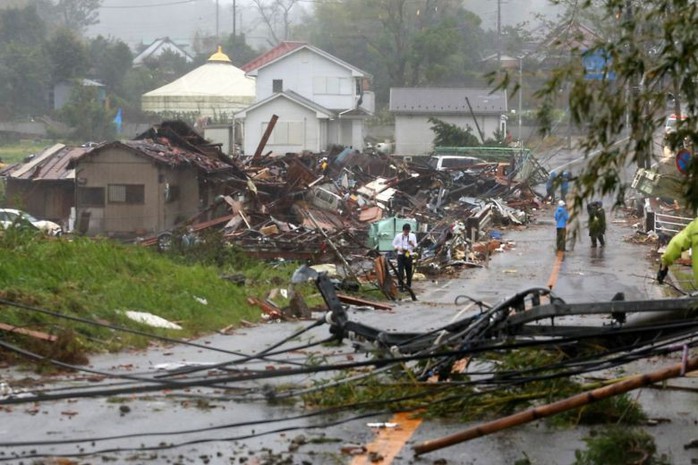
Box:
0 323 57 342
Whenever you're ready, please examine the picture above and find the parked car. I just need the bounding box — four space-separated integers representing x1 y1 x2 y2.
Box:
0 209 62 236
427 155 488 171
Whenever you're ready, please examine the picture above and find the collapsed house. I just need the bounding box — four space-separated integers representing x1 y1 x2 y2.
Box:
0 120 550 283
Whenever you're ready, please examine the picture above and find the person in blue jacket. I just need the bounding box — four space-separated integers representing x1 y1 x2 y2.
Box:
554 200 570 252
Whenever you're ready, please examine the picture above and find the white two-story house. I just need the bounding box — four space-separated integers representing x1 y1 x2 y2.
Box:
236 41 374 156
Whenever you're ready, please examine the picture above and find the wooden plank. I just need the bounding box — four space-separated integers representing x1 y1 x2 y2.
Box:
0 323 57 342
246 296 285 320
336 293 393 311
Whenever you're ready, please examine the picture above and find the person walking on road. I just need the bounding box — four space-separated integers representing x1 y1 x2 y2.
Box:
587 201 606 247
554 200 569 252
392 223 417 291
657 217 698 285
560 170 571 201
545 170 557 203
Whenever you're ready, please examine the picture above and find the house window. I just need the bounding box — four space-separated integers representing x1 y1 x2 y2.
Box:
273 79 283 92
313 76 352 95
108 184 145 204
77 187 105 207
263 121 304 145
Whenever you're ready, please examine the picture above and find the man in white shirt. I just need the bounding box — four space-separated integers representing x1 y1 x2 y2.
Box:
392 223 417 291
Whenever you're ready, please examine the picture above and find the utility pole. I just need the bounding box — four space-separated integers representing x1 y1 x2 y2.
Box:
518 56 523 143
496 0 501 64
216 0 220 41
233 0 237 36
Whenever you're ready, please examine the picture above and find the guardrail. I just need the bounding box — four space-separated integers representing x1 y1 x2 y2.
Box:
643 198 692 237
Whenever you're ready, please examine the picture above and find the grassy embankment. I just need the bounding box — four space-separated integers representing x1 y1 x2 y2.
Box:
0 229 317 364
0 140 51 165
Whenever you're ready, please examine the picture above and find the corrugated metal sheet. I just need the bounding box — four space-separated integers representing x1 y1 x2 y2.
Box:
5 144 91 181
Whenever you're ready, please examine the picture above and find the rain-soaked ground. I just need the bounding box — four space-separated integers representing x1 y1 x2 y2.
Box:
1 202 697 465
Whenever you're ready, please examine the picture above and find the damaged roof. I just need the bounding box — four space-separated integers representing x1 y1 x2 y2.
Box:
76 139 236 174
0 143 92 181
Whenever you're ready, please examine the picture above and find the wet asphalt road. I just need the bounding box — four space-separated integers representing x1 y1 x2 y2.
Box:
1 146 697 464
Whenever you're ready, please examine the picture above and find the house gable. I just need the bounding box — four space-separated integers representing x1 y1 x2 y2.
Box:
238 43 372 152
133 37 193 66
237 92 333 155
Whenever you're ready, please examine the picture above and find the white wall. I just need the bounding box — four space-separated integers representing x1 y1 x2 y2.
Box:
257 48 358 110
395 114 504 155
242 98 326 155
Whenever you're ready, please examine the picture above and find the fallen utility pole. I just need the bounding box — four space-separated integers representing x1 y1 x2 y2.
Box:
413 355 698 456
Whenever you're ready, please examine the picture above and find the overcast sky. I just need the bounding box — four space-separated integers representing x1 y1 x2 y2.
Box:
462 0 563 30
89 0 564 51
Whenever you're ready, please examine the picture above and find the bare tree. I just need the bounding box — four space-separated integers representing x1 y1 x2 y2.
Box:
249 0 300 44
53 0 101 34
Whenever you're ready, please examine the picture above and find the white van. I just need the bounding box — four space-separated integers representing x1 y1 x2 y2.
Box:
427 155 487 171
665 114 684 134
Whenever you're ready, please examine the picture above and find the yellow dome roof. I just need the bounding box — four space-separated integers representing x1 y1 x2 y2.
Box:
208 46 231 63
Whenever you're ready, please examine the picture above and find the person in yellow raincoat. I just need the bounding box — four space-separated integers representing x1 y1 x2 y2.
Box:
657 218 698 285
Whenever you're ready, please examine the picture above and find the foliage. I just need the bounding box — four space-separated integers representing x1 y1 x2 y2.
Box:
58 84 116 142
52 0 101 34
299 0 488 104
0 5 46 45
220 33 261 68
573 426 671 465
141 49 196 84
45 28 89 84
525 0 698 215
0 42 50 118
429 117 480 147
0 6 50 118
0 233 299 362
88 35 133 93
303 346 647 423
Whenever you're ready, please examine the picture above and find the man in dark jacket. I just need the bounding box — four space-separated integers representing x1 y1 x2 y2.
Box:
587 201 606 247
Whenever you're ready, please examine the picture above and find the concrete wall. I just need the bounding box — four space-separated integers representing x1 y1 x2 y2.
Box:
395 114 504 155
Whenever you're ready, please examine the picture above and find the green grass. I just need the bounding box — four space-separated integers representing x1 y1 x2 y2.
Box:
0 229 316 362
0 140 55 165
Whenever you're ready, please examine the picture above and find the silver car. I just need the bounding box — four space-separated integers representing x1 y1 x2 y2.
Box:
0 208 62 236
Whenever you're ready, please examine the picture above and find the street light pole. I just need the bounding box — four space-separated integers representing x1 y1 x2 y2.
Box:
518 56 523 144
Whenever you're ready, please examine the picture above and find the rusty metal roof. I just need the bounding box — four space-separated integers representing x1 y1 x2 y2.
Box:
80 140 236 173
2 144 91 181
